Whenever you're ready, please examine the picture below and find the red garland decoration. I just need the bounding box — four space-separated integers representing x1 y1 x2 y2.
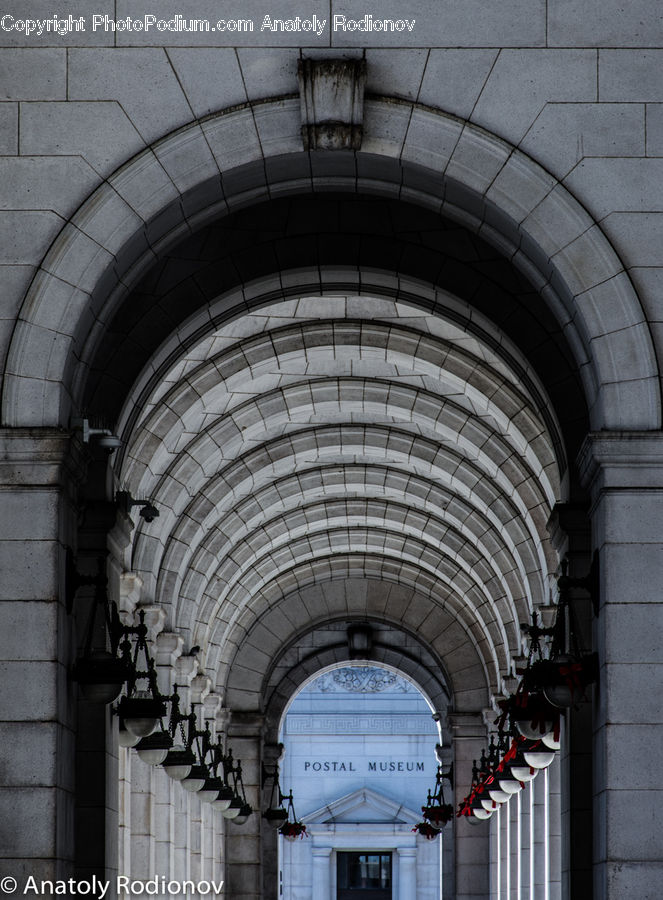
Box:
279 821 308 840
422 803 454 827
413 821 441 840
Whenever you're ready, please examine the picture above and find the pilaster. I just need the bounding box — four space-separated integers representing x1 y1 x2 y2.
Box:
578 432 663 899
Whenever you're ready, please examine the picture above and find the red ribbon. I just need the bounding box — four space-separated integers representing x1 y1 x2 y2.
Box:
559 662 583 693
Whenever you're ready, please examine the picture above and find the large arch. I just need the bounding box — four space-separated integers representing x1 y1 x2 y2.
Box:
4 91 658 900
2 98 659 433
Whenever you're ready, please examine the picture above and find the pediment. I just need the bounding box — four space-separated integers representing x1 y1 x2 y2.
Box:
305 787 420 825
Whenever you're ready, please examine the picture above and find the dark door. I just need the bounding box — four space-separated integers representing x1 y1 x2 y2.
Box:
337 852 392 900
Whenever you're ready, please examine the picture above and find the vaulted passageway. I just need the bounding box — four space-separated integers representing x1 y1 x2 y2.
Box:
3 95 657 900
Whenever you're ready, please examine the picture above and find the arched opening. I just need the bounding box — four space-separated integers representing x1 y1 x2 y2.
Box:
277 663 444 900
4 98 654 899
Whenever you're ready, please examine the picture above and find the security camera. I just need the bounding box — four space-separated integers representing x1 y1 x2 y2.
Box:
96 433 123 450
139 502 159 523
115 491 159 523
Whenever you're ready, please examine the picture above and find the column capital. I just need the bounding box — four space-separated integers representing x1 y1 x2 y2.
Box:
577 431 663 496
138 604 167 642
312 847 332 859
155 632 184 668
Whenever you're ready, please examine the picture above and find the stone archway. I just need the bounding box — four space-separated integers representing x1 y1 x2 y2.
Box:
2 99 658 433
2 93 659 900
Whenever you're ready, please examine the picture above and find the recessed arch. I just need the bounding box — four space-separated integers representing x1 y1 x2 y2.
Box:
2 98 659 433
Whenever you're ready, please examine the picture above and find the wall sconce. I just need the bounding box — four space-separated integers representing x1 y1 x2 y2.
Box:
262 757 289 830
72 417 122 450
68 546 253 824
262 756 305 838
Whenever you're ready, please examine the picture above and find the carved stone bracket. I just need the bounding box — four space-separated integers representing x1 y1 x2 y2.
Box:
298 57 366 151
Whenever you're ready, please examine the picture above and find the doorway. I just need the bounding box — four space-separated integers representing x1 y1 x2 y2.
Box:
337 852 392 900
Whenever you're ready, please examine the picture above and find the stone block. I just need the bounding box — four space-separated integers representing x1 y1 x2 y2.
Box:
0 103 17 153
645 103 663 156
0 787 58 855
574 273 648 341
20 101 145 176
330 0 544 47
486 153 557 226
597 724 663 791
0 157 97 217
605 861 663 899
550 0 663 46
564 158 663 217
0 211 63 265
252 99 302 159
597 492 663 543
0 50 65 96
0 601 59 660
168 49 246 117
418 50 498 119
601 663 663 724
602 213 663 268
237 49 298 101
109 150 180 225
521 103 645 179
201 109 262 174
603 601 663 664
154 124 220 196
473 50 596 145
600 51 663 101
0 661 64 721
551 225 623 298
365 49 428 102
0 722 73 788
401 107 463 174
603 789 663 859
114 0 326 47
68 49 192 144
0 539 59 601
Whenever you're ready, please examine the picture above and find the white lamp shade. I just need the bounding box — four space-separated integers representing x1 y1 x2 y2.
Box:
541 731 561 750
523 750 555 769
472 807 493 820
498 778 523 794
510 765 537 783
118 727 141 748
137 746 169 765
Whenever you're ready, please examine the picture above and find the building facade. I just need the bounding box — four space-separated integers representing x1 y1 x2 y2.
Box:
1 4 663 899
280 666 441 900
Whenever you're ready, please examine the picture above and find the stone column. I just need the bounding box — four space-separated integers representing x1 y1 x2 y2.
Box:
547 503 593 900
172 656 198 883
311 847 332 900
398 847 417 900
548 756 562 900
189 675 212 886
226 712 263 900
579 433 663 900
0 430 83 884
154 633 184 884
519 781 532 900
532 767 548 900
449 713 490 899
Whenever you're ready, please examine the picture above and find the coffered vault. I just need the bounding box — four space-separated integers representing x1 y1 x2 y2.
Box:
115 295 561 716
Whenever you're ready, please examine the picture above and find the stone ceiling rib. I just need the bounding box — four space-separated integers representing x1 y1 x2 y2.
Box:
118 297 561 709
